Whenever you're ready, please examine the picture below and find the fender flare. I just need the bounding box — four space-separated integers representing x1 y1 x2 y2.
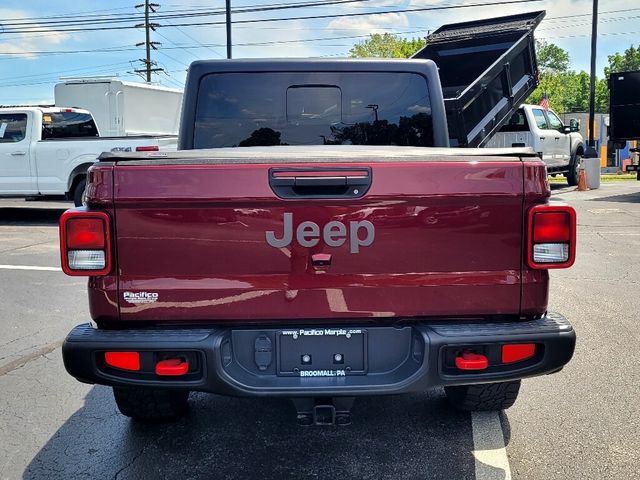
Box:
66 162 95 193
571 143 584 162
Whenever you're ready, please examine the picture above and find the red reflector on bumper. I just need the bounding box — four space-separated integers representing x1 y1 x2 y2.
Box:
502 343 536 364
155 358 189 376
455 352 488 370
105 351 140 371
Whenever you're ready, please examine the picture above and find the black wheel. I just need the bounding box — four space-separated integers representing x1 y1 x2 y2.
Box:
445 380 521 411
566 154 581 186
113 386 190 422
72 177 86 207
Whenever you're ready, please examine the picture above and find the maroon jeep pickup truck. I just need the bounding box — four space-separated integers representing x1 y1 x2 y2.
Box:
60 54 576 425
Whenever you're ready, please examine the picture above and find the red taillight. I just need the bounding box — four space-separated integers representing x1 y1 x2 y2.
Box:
533 212 571 243
66 218 105 249
501 343 536 364
105 352 140 371
135 145 159 152
527 204 576 269
59 210 112 276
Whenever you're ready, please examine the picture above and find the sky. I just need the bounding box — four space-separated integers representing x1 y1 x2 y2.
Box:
0 0 638 104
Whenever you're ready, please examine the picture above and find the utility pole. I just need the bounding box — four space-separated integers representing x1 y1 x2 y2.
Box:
135 1 163 82
226 0 232 59
586 0 599 157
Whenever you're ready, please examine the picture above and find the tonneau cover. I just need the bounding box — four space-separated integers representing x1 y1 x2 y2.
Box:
99 145 538 165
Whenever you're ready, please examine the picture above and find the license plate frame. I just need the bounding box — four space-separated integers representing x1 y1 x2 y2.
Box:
277 328 367 377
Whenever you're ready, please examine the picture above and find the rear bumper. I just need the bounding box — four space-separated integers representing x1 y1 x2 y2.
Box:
62 313 575 396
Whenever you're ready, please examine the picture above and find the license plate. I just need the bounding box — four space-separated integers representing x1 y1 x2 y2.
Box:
277 328 367 377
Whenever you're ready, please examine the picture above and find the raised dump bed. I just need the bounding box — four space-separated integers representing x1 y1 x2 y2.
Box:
413 10 545 147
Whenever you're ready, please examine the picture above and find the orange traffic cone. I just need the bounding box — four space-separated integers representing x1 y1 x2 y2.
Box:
577 168 588 191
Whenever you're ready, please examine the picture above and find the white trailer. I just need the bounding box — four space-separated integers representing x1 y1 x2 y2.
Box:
54 77 183 137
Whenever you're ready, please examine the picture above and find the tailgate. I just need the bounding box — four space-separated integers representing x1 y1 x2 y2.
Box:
113 153 526 323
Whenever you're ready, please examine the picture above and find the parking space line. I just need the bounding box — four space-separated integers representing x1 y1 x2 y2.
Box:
0 264 61 272
472 411 511 480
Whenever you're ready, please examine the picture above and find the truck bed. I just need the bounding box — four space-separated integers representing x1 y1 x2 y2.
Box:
89 146 549 325
413 11 545 148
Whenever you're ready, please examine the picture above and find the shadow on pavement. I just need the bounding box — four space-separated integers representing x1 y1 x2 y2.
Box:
0 208 66 226
24 386 481 480
499 410 512 445
591 191 640 203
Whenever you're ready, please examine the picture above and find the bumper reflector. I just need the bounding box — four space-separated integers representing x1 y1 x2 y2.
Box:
532 243 569 263
105 351 140 371
455 352 488 370
156 358 189 376
502 343 536 364
68 250 106 270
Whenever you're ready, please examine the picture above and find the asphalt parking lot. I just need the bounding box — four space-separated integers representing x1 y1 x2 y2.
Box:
1 183 639 480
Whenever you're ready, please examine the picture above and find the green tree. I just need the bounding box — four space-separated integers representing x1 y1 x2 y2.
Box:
604 45 640 77
595 77 609 112
349 33 425 58
527 42 609 113
529 42 573 112
536 40 570 74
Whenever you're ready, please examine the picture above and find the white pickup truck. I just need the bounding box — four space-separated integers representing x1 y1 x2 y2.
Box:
0 106 177 205
485 104 584 185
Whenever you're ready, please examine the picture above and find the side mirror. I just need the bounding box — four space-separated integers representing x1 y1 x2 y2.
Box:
569 118 580 132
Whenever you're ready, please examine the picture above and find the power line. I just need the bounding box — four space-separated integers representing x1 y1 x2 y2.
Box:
0 61 134 82
0 68 186 89
166 24 225 58
0 29 432 58
0 0 374 29
4 5 640 41
0 0 543 34
541 29 640 41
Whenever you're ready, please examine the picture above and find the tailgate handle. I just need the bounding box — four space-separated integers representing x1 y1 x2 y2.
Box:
269 167 372 199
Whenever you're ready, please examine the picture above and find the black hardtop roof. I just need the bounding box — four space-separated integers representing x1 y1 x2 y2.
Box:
185 57 439 76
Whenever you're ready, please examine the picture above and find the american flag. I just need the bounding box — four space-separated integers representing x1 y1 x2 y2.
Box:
540 92 549 112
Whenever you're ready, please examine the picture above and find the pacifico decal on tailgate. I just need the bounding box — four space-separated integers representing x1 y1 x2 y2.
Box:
266 213 374 253
123 292 159 304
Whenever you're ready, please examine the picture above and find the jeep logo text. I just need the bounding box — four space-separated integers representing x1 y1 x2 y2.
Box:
266 213 374 253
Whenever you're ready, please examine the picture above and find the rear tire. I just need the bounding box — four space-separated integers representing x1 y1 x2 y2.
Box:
113 386 189 421
445 380 521 411
72 177 86 207
566 154 581 186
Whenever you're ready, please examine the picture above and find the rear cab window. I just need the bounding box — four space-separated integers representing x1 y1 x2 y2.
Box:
193 72 434 148
499 110 530 132
0 114 28 143
42 111 99 140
